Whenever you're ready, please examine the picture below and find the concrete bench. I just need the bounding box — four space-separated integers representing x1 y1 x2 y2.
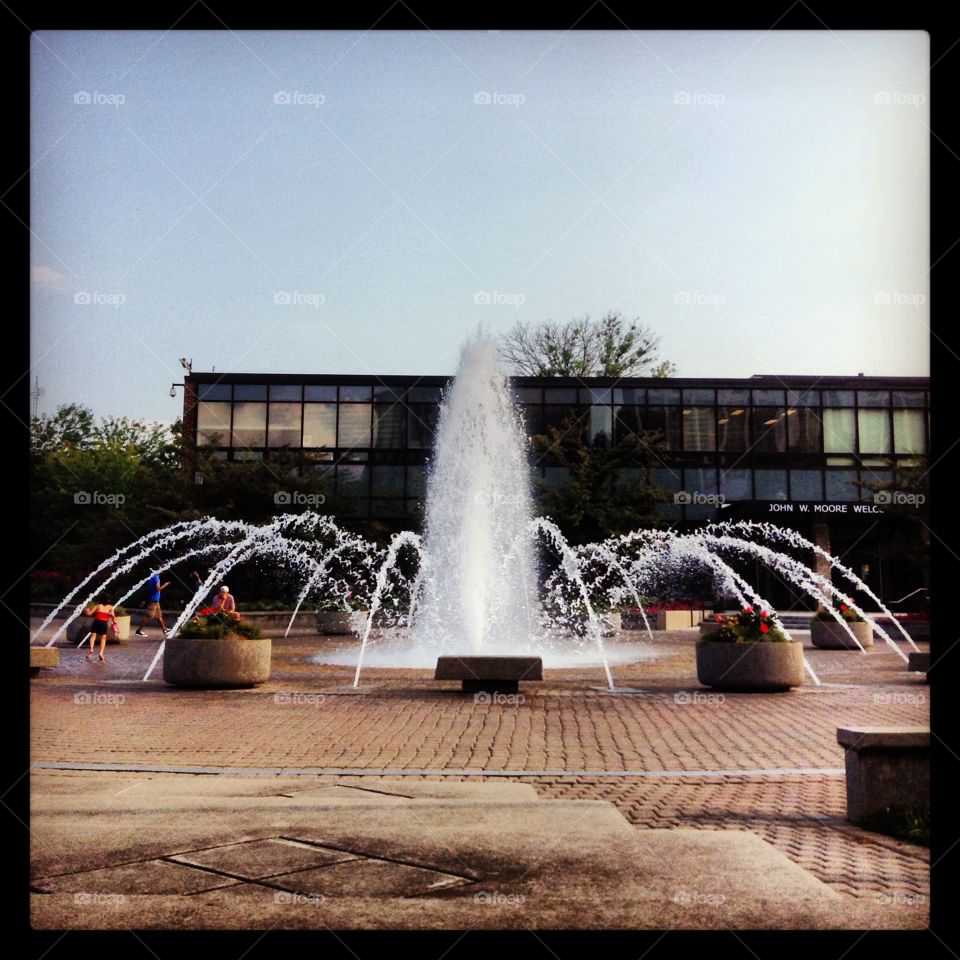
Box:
435 656 542 694
836 726 929 823
30 647 60 676
907 651 930 679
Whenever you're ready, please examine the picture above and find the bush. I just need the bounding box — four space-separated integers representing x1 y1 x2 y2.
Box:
814 601 865 623
700 606 789 643
177 612 262 639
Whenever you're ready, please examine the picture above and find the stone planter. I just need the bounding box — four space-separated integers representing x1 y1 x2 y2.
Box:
162 636 272 688
810 619 873 650
316 610 368 635
696 639 805 691
107 614 131 643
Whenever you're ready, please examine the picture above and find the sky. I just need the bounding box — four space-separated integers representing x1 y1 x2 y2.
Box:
30 30 930 423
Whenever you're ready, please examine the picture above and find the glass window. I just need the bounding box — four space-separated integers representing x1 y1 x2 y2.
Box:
755 469 787 500
304 385 337 402
751 407 787 452
858 409 891 454
514 387 542 403
823 390 854 407
857 390 890 407
648 388 680 405
544 466 571 489
893 409 926 454
232 402 266 447
652 467 682 495
371 465 405 496
589 406 612 445
683 389 714 405
197 383 231 401
340 385 372 402
543 405 580 435
612 387 644 405
861 468 893 500
682 407 716 451
825 470 859 501
787 408 822 452
684 467 717 496
823 409 856 453
753 389 784 406
233 449 262 461
790 470 823 500
406 465 427 497
409 385 443 402
718 388 749 405
645 407 681 449
787 389 819 407
269 384 302 401
267 403 301 448
338 404 371 448
892 390 925 408
373 384 404 402
717 407 749 451
234 384 268 401
337 464 369 496
614 406 643 444
197 401 231 446
408 404 440 449
303 403 337 448
719 468 751 502
373 404 406 448
545 387 578 404
582 387 612 405
370 499 406 518
519 404 544 437
827 456 855 466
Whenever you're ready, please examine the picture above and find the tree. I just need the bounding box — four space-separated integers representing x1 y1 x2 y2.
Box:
531 411 669 545
498 312 676 378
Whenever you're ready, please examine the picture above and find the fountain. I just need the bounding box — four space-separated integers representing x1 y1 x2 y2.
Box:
33 335 920 691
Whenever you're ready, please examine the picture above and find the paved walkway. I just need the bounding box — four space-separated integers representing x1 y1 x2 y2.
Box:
30 623 930 922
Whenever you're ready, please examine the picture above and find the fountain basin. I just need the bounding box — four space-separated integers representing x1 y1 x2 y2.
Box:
434 655 543 694
163 636 272 688
810 620 873 649
696 640 804 691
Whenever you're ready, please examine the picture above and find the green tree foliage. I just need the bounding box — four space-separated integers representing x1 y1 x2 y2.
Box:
499 311 677 378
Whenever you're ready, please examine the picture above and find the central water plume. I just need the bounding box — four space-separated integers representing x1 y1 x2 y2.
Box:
412 335 540 654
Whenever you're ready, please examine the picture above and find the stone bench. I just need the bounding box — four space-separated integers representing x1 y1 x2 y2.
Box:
435 656 542 694
836 726 930 824
907 651 930 678
30 647 60 676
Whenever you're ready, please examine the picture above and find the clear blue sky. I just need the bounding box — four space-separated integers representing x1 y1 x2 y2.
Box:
30 30 929 422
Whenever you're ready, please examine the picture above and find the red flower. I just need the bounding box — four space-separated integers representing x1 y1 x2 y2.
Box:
743 605 753 614
760 623 769 634
840 604 847 613
760 610 768 619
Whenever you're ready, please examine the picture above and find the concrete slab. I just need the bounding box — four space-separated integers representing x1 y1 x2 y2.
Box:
32 858 242 895
170 838 360 879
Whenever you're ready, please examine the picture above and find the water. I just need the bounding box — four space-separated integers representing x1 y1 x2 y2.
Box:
36 335 919 689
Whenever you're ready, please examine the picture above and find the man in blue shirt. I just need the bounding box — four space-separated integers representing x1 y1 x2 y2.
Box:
135 568 171 636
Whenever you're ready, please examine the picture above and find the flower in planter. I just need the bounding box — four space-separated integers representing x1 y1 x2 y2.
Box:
700 605 788 643
814 600 865 623
178 612 262 639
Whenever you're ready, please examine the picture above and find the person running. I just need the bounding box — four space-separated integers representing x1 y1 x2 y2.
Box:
211 585 240 621
83 601 117 662
135 568 171 636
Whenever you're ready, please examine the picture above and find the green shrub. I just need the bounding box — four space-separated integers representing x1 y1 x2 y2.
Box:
700 605 789 643
814 601 865 623
177 612 262 639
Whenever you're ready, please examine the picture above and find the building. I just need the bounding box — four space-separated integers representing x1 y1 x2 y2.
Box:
181 372 930 609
